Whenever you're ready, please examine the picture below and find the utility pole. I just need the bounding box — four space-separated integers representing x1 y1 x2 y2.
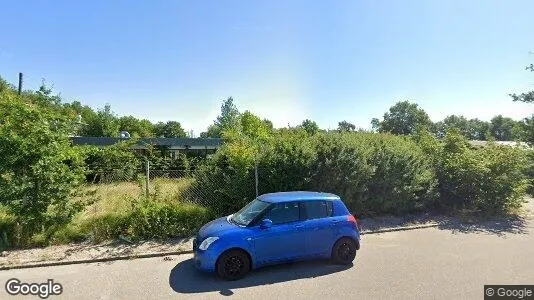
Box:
18 73 23 95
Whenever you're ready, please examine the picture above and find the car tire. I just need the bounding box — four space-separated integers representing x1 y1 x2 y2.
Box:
216 249 251 281
331 237 357 265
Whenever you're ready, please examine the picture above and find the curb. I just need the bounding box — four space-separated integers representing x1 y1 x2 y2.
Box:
361 222 440 235
0 223 440 271
0 249 193 271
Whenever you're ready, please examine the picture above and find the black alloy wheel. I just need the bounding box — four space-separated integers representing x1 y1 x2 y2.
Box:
332 237 357 265
216 249 251 280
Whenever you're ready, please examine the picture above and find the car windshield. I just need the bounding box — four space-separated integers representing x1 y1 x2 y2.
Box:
231 199 271 226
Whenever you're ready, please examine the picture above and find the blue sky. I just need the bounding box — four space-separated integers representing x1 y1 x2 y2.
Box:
1 0 533 135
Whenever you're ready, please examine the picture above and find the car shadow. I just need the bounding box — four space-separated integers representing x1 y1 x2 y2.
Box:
169 258 353 296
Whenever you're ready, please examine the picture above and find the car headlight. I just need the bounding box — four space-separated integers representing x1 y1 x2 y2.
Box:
198 237 219 250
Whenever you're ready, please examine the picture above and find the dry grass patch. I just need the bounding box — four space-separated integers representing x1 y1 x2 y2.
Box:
75 177 194 220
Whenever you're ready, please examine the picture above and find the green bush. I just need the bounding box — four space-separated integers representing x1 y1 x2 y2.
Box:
50 223 87 245
80 213 130 243
258 129 316 194
188 130 317 216
127 201 211 239
0 206 16 250
436 131 528 214
0 80 85 246
524 150 534 196
82 143 140 183
189 131 439 217
311 133 437 216
77 201 210 243
364 134 438 215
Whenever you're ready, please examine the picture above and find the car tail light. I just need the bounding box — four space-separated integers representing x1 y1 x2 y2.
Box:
347 214 361 230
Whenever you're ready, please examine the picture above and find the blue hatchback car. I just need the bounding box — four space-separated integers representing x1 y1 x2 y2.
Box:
192 191 361 280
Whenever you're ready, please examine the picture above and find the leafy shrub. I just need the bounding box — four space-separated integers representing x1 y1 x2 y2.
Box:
80 213 131 243
311 133 373 213
187 139 258 216
189 131 439 217
436 131 528 214
127 201 211 239
364 134 438 215
82 143 140 183
0 81 85 246
0 206 16 250
50 223 87 245
312 133 437 216
258 129 316 193
524 150 534 196
77 201 210 243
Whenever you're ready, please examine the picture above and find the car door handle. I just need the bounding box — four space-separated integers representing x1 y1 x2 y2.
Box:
331 220 341 225
294 225 304 230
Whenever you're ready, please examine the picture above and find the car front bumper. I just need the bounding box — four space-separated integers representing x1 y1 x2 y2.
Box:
192 238 218 273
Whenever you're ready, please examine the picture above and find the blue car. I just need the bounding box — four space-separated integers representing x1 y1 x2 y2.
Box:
192 191 361 280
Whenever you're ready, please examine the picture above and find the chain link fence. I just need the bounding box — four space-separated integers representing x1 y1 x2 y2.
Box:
84 160 256 209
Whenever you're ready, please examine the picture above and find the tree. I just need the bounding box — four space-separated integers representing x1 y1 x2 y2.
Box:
510 63 534 103
511 115 534 144
300 119 320 135
202 97 241 138
240 111 272 140
524 116 534 145
118 116 155 138
489 115 517 141
370 118 380 132
375 101 432 135
338 120 356 132
435 115 479 139
466 118 490 141
153 121 186 138
83 104 119 137
138 119 156 137
0 79 85 244
262 119 274 132
62 100 98 135
510 61 534 145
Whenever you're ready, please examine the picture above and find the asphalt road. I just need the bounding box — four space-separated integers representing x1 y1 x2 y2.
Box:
1 217 533 300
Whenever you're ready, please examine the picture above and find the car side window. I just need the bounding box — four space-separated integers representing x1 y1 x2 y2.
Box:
303 200 333 220
263 202 300 225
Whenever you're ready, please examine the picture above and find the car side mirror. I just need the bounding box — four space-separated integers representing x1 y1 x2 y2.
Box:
260 219 272 229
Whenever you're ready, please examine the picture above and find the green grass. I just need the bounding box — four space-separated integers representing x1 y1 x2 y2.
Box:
2 177 211 248
75 177 194 219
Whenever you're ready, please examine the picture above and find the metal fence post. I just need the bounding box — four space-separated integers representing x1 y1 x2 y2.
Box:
255 162 259 197
145 159 150 198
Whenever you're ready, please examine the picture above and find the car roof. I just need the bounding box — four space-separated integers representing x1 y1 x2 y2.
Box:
257 191 340 203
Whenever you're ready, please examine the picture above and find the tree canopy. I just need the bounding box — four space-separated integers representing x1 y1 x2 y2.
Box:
373 101 432 135
300 119 320 135
510 63 534 103
153 121 187 138
338 120 356 132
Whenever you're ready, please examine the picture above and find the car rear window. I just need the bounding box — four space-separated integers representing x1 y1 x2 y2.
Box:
303 200 333 220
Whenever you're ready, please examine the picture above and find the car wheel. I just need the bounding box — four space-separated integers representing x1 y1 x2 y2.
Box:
216 249 251 281
331 237 357 265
